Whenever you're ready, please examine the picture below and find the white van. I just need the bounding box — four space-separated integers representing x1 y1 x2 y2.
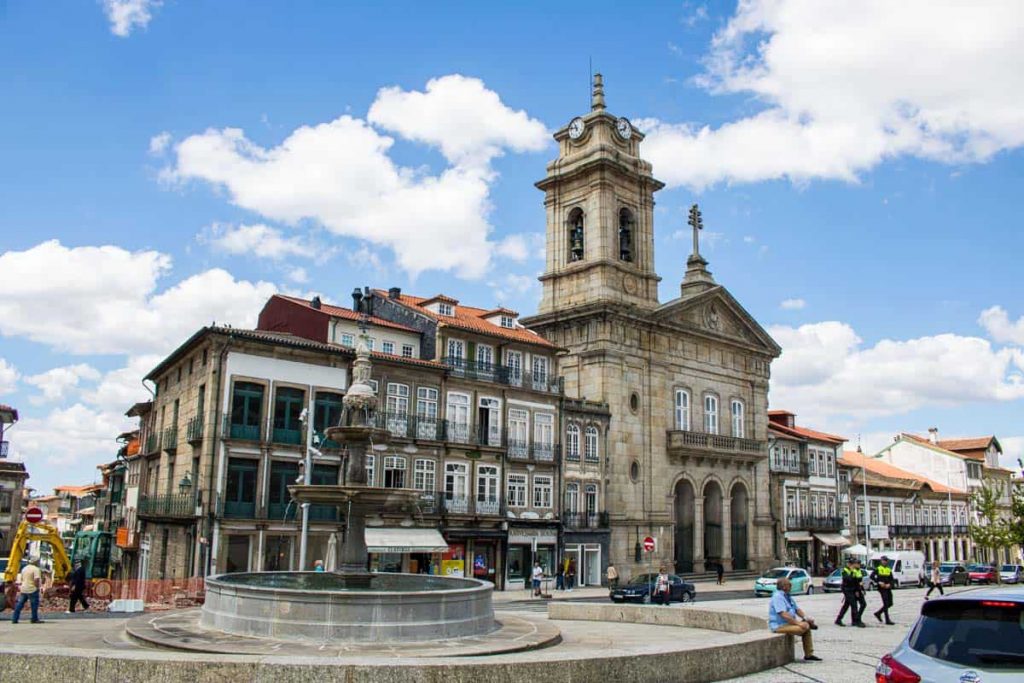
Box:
868 551 926 588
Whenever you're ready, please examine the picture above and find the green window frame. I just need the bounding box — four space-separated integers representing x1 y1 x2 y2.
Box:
224 458 258 518
273 386 305 444
268 460 300 519
230 382 264 440
313 391 344 447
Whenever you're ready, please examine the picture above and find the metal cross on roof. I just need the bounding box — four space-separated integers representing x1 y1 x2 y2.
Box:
688 204 704 258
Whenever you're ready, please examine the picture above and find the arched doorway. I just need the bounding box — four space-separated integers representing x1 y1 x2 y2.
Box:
704 480 723 565
674 480 695 573
730 483 749 570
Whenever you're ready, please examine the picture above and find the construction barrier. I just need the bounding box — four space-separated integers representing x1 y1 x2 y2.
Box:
1 577 205 613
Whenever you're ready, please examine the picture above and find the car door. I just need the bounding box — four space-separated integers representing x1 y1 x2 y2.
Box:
670 575 685 600
789 570 804 593
954 566 967 585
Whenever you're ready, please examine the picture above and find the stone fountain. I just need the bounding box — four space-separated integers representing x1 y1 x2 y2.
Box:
199 331 495 643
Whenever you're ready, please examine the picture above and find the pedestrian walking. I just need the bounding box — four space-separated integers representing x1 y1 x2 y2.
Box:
65 560 89 614
834 557 866 627
654 566 671 606
11 557 43 624
555 563 564 591
607 563 619 589
925 560 944 599
567 557 577 592
768 577 822 661
531 561 544 597
871 555 896 625
716 561 725 585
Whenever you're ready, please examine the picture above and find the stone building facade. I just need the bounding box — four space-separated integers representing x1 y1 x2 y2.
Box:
0 404 27 557
522 76 781 576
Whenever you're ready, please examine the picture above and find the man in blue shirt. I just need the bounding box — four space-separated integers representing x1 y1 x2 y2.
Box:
768 577 821 661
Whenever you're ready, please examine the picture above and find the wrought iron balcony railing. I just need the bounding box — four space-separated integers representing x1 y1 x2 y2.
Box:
162 426 178 451
442 357 509 383
186 416 204 443
770 457 810 476
563 511 609 529
144 432 160 454
786 515 843 532
138 493 195 520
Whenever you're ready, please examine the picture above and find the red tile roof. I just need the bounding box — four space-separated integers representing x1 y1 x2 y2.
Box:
840 450 965 495
375 290 555 349
275 295 417 332
769 421 846 445
53 484 103 496
901 434 988 461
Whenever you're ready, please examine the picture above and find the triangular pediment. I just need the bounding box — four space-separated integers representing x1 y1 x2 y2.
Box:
654 286 781 356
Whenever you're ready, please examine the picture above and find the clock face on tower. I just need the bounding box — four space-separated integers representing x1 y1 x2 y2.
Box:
568 117 586 140
616 117 633 140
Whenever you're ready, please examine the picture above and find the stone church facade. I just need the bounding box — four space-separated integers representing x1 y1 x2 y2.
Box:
522 76 781 575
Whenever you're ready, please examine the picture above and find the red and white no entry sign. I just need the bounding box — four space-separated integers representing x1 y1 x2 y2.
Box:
642 536 655 552
25 506 44 524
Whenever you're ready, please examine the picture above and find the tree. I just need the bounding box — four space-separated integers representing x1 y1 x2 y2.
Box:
969 481 1012 581
1005 482 1024 560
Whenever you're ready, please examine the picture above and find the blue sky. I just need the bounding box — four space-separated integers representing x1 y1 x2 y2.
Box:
2 0 1023 493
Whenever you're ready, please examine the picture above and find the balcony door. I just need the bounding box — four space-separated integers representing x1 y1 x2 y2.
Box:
478 397 501 446
230 382 263 440
446 392 470 443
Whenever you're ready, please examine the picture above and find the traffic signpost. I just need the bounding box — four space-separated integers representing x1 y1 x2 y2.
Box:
25 507 43 524
643 536 656 600
642 536 655 552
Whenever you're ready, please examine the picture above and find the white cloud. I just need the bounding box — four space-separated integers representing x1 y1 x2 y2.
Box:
1000 436 1023 471
25 364 101 404
199 222 321 261
642 1 1024 189
496 234 544 262
979 305 1024 345
149 131 172 155
286 266 309 284
769 320 1024 422
10 403 133 471
780 298 806 310
0 240 277 355
166 75 549 279
488 273 538 305
0 358 19 395
102 0 161 37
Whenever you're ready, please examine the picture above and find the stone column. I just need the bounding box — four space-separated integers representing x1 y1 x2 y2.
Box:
693 496 705 573
721 499 733 571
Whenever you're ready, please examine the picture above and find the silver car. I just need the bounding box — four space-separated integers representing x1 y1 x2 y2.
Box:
999 564 1023 584
877 586 1024 682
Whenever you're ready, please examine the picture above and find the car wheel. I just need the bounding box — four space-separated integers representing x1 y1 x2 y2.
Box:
679 591 692 604
892 580 899 590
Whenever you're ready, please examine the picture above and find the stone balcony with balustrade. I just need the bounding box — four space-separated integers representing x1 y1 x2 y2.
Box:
666 429 767 463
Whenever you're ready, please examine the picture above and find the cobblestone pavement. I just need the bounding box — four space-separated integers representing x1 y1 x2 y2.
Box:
717 584 987 682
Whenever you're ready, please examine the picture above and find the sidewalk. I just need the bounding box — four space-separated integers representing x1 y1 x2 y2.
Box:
492 577 755 603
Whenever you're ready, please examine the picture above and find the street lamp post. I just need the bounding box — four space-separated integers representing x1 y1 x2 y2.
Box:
946 471 960 563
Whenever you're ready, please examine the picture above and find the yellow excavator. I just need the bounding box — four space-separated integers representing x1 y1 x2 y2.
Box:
2 521 73 607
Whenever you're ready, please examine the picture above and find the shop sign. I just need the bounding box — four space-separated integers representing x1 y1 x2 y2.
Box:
869 525 890 540
508 527 557 545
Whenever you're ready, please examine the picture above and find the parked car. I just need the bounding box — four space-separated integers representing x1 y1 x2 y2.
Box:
967 563 998 585
876 586 1024 682
609 573 696 604
938 563 970 586
999 564 1023 584
754 567 813 597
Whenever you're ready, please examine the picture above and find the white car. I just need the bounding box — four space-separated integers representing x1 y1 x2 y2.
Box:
754 567 813 597
999 564 1023 584
877 586 1024 682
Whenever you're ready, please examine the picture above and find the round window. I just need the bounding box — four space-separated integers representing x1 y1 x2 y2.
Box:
629 392 640 413
630 461 640 482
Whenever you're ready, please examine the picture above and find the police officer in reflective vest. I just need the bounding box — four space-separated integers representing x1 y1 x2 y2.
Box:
835 557 867 627
872 555 896 625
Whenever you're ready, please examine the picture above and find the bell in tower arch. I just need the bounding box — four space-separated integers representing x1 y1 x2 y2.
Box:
568 208 585 262
618 208 634 262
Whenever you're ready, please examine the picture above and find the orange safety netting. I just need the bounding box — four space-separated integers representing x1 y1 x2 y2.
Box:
2 578 206 613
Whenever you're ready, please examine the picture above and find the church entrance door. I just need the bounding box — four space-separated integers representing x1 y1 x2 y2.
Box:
674 480 695 573
730 483 749 570
704 481 723 565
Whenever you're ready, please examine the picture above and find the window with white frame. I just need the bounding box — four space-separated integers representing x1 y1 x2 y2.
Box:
382 340 395 355
506 473 527 508
386 383 409 414
476 465 500 506
584 484 598 515
506 350 523 385
584 425 599 461
704 395 719 434
808 450 817 476
826 451 834 478
401 344 414 358
508 408 528 456
416 387 438 418
731 399 744 438
476 344 494 368
438 302 454 316
366 337 375 350
674 389 690 431
446 392 470 442
340 333 355 347
534 413 554 455
383 456 406 488
446 338 464 361
500 315 514 329
566 423 580 459
414 459 435 492
533 475 553 508
365 454 375 486
532 356 549 386
564 482 579 514
445 462 469 500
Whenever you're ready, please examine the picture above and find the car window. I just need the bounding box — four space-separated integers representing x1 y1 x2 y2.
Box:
830 569 841 578
627 574 654 585
762 569 789 579
894 560 902 572
909 599 1024 668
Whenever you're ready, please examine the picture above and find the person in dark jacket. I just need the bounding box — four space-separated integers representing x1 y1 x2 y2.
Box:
834 557 866 627
871 556 896 625
66 561 89 614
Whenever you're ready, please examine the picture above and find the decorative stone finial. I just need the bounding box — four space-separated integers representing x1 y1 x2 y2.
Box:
342 326 378 424
591 73 605 111
681 203 715 295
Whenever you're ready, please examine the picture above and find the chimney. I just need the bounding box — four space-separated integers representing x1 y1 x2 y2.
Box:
310 295 321 310
351 288 363 312
928 427 939 444
388 287 401 300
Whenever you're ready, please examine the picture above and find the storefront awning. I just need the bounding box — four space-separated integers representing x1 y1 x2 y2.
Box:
814 533 851 547
785 531 813 542
365 528 449 554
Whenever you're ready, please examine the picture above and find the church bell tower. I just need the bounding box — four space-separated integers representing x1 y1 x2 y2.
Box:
535 74 665 315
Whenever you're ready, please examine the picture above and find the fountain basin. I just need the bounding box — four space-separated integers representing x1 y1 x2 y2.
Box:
200 572 496 642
